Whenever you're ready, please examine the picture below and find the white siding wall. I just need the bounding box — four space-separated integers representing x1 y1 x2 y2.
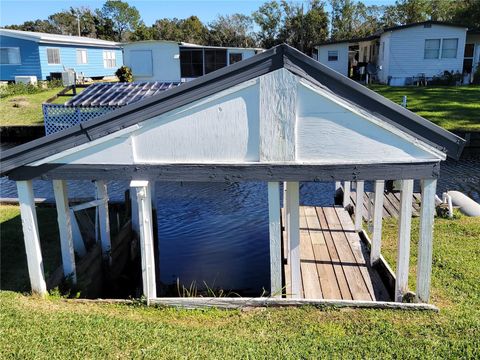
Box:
123 41 181 82
378 33 391 84
386 24 467 85
315 43 349 76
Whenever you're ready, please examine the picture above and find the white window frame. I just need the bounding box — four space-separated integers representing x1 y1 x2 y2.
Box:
328 50 338 62
46 48 61 65
103 50 116 68
76 49 88 65
424 39 441 59
0 47 21 65
441 38 458 59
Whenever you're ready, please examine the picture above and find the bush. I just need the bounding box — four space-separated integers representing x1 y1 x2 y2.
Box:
115 66 133 82
430 70 463 86
0 80 63 99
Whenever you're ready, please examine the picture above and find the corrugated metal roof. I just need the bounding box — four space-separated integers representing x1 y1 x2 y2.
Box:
0 29 121 47
65 82 181 107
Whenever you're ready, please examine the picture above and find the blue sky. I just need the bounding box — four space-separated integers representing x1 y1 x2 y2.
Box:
0 0 395 27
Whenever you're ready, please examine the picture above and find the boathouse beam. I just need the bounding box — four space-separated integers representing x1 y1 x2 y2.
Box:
16 180 47 295
268 182 282 297
95 180 111 263
131 180 157 302
395 179 414 302
416 179 437 303
52 180 77 284
354 181 364 231
371 180 384 265
285 181 301 299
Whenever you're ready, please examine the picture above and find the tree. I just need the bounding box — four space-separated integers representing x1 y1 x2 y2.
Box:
179 16 208 44
100 0 141 41
252 1 283 48
152 18 184 41
48 7 97 37
208 14 256 47
4 19 59 33
452 0 480 29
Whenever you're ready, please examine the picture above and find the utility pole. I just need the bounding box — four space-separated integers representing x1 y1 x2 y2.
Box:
77 14 81 36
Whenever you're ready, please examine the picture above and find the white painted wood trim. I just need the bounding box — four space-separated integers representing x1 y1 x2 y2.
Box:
69 209 87 257
131 180 157 302
268 182 282 297
52 180 76 284
416 179 437 303
298 79 446 160
95 181 111 263
395 179 414 302
343 181 351 208
16 180 47 295
355 181 364 231
69 199 106 212
371 180 384 265
282 182 289 263
286 181 301 298
148 297 438 311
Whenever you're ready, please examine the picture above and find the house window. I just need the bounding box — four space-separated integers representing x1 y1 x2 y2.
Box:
103 50 116 68
76 49 88 64
0 47 21 64
180 48 204 78
229 52 243 64
424 39 440 59
47 48 61 64
441 38 458 59
204 49 227 74
328 50 338 61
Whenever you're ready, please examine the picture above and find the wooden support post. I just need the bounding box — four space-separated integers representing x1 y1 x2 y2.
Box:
69 209 86 257
16 180 47 295
268 182 282 297
286 182 301 299
395 179 414 302
371 180 384 265
283 181 289 262
131 180 157 302
131 192 139 236
53 180 76 284
416 179 437 303
95 180 111 263
354 181 364 231
343 181 351 208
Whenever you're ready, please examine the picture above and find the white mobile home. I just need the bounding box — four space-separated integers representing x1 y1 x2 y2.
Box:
315 21 476 86
123 40 263 82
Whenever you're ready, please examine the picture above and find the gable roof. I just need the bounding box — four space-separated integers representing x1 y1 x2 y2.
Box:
0 44 465 177
0 29 121 48
317 21 467 47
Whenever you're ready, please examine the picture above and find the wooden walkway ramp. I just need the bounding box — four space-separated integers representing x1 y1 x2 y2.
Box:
282 206 391 301
350 190 422 219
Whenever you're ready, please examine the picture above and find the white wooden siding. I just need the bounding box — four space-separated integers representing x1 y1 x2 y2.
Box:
385 24 467 84
315 43 349 76
36 68 444 167
377 32 391 84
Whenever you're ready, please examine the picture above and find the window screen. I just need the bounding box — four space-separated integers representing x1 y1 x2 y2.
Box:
76 49 88 64
328 50 338 61
424 39 440 59
180 48 204 78
47 48 61 64
229 52 243 64
204 49 227 74
0 47 20 64
441 38 458 59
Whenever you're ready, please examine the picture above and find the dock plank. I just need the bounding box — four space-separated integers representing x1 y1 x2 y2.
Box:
323 207 372 301
316 207 353 300
304 206 342 300
299 207 323 299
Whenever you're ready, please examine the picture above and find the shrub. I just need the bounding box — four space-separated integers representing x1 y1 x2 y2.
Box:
473 65 480 85
430 70 463 86
0 80 63 99
115 66 133 82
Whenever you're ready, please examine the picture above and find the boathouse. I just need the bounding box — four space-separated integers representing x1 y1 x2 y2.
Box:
0 44 465 309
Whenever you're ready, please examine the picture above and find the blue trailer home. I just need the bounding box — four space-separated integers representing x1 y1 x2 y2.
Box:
0 29 122 81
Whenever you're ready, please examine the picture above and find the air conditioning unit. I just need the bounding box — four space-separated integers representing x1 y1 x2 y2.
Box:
62 70 76 87
15 76 37 85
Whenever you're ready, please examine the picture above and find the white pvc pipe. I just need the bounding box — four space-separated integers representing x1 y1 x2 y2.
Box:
448 191 480 217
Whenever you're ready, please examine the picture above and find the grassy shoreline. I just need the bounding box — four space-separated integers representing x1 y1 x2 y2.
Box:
1 204 479 358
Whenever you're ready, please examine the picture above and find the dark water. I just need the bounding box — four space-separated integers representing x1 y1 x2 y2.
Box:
1 142 479 294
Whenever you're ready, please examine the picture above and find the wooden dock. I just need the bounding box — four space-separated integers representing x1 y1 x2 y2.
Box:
282 206 391 301
349 190 422 219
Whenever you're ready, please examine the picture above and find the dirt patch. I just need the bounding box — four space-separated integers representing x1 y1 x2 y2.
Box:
9 97 29 108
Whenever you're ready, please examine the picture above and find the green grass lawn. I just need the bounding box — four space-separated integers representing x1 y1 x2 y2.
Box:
1 203 479 358
0 87 84 126
370 85 480 132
